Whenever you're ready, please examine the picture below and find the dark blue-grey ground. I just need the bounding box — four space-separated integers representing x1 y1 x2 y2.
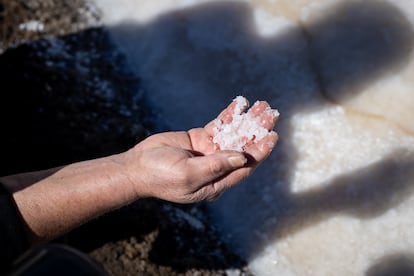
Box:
0 1 251 275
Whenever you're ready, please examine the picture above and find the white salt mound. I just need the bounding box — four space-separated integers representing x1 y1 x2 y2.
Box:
212 96 279 152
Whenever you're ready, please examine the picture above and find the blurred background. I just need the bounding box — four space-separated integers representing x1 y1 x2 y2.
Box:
1 1 414 275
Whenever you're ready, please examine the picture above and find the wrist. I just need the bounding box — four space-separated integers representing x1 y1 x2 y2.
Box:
109 148 150 201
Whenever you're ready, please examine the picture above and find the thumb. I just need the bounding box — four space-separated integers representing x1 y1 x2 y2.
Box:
185 151 247 188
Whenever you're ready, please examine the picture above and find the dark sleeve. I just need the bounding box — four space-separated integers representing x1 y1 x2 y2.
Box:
0 183 29 273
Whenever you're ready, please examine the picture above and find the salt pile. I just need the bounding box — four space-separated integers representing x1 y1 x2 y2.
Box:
212 96 279 152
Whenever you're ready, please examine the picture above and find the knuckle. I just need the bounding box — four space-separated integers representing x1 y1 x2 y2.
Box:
204 182 225 202
206 194 219 202
209 161 224 175
205 191 223 202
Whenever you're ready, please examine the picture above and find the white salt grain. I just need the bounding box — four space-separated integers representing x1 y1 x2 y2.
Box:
18 20 45 32
212 96 279 152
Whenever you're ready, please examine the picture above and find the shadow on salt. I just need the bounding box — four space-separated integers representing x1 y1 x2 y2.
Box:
105 0 414 272
366 252 414 276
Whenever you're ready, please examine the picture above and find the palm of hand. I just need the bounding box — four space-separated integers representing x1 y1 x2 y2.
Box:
129 99 278 203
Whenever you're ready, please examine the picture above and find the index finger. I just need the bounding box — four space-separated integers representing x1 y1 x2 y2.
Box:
244 131 279 163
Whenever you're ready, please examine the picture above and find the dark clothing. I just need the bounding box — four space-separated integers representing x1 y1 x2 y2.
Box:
0 184 108 276
0 183 29 274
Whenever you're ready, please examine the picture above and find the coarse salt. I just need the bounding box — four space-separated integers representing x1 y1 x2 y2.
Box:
212 96 279 152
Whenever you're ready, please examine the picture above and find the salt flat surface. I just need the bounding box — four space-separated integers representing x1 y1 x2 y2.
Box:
94 0 414 275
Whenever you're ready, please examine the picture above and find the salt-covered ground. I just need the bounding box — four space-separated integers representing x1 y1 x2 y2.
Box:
93 0 414 275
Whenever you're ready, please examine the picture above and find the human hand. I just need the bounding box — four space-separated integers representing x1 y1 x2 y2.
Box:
122 100 278 203
0 99 278 244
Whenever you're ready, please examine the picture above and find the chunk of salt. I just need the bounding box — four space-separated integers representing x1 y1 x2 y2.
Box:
212 96 279 152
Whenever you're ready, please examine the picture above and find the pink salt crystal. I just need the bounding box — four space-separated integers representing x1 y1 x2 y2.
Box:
212 96 279 152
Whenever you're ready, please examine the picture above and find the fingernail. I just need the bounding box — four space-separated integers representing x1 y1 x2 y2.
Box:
228 154 247 168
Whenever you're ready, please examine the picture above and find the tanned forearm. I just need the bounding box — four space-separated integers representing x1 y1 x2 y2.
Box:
0 153 136 244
